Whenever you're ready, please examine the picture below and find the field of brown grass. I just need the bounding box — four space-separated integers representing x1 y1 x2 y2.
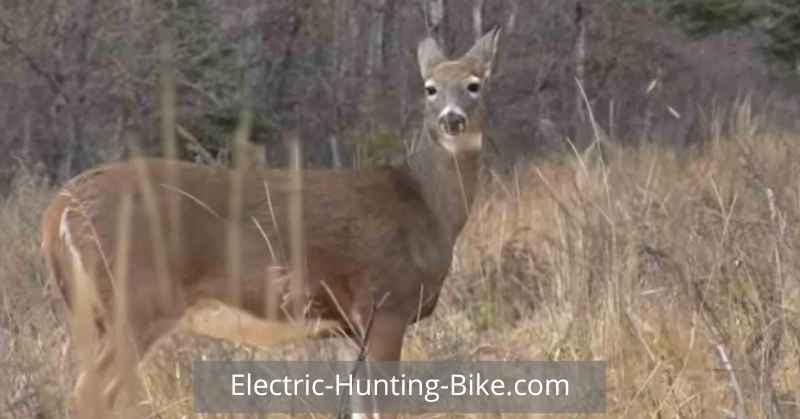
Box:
2 121 800 417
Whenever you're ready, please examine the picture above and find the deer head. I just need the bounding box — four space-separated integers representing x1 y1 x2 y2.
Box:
417 27 501 154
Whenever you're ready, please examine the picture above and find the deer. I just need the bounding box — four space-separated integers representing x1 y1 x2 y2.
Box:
40 27 501 418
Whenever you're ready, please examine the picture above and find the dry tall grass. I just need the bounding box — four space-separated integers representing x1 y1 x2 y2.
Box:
2 118 800 418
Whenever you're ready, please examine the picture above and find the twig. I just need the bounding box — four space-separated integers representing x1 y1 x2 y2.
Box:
693 280 747 419
715 343 747 419
175 124 217 165
575 77 605 148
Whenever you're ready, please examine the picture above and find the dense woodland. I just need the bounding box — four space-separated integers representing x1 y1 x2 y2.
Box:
1 0 799 185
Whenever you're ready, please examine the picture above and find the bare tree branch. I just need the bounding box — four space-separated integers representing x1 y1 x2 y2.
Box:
0 18 67 99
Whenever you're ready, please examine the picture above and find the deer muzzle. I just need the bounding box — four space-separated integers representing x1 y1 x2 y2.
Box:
439 110 467 136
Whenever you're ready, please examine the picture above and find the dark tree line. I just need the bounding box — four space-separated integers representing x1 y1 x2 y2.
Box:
0 0 798 189
664 0 800 72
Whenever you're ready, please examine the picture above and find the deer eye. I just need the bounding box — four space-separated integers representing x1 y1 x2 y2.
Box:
425 85 437 97
467 82 481 94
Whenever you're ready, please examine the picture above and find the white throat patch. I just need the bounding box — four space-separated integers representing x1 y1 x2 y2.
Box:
440 133 482 154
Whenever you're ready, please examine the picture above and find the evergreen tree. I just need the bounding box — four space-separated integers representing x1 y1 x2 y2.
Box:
662 0 800 72
761 0 800 70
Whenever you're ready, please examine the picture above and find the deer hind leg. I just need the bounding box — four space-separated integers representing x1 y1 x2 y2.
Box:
73 322 171 418
72 308 144 418
75 320 180 419
112 282 185 413
58 206 121 417
77 271 183 418
63 245 120 414
72 326 117 419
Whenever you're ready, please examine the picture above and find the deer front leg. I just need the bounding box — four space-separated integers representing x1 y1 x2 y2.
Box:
346 312 408 419
363 313 406 362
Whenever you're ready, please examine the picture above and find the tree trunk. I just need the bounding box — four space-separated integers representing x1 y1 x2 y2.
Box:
472 0 484 41
367 0 387 79
328 135 342 169
59 0 99 177
506 0 519 35
422 0 447 50
575 1 587 124
237 5 266 107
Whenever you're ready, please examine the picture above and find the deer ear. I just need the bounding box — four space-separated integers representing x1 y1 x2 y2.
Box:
418 37 445 80
465 26 501 79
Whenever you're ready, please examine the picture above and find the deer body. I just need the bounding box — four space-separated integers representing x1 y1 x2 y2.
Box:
45 159 461 333
41 28 500 418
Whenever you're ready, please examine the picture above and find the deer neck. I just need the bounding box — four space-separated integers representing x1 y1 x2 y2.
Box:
405 126 481 245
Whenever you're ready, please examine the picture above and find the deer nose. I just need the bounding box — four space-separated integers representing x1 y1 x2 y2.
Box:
439 112 466 136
